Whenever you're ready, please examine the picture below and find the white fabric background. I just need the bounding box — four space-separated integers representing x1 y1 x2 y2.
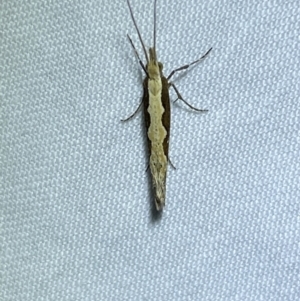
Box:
1 0 299 300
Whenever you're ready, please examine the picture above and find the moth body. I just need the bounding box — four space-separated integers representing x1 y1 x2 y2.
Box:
144 48 169 210
124 0 211 211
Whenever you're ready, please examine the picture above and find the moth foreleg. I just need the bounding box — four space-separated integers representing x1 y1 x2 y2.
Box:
127 34 149 77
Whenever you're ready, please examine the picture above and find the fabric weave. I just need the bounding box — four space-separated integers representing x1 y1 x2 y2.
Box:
1 0 299 300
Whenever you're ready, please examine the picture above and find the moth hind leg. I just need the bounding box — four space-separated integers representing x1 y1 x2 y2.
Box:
168 157 176 170
145 158 176 171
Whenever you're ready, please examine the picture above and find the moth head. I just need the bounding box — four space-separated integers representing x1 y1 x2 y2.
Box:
148 47 164 78
149 47 157 62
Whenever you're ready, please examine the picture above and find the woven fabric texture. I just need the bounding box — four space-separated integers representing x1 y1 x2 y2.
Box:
1 0 300 300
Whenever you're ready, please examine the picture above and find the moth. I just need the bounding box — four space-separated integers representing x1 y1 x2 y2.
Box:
123 0 212 211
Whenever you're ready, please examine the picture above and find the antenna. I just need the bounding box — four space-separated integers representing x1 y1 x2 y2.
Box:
153 0 157 51
127 0 149 63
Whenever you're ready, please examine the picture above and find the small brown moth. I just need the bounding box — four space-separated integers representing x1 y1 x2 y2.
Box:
123 0 212 211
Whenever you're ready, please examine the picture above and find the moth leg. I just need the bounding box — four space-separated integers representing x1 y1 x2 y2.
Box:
167 47 212 81
169 83 208 112
127 34 149 77
121 99 143 121
146 159 175 171
168 158 176 170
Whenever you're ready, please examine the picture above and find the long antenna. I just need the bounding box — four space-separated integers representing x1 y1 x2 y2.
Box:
127 0 149 63
153 0 157 51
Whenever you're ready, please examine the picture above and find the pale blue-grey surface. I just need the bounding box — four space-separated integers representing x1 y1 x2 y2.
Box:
1 0 300 300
